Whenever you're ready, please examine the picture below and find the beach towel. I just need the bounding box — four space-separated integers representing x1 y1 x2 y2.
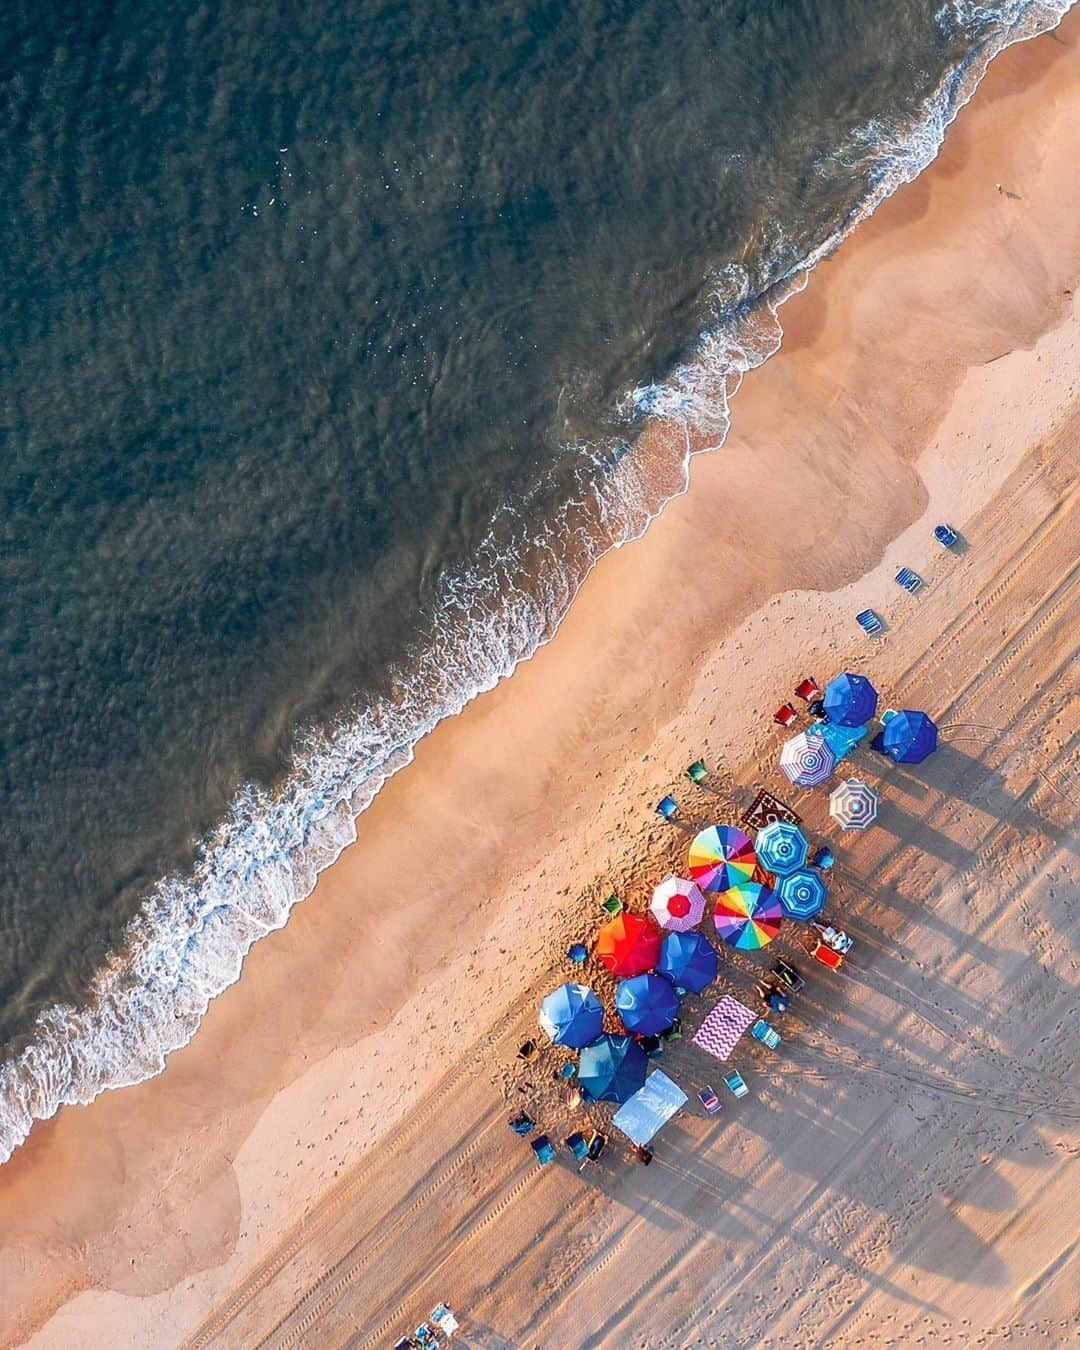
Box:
692 995 758 1061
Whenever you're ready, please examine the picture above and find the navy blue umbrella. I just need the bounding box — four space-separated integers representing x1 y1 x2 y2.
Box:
578 1035 649 1104
615 973 681 1035
823 672 879 727
879 710 938 764
656 930 719 994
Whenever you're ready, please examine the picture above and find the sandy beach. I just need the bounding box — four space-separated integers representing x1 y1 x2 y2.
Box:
3 11 1079 1347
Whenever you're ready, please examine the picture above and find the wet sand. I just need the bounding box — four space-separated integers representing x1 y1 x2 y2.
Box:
3 12 1079 1347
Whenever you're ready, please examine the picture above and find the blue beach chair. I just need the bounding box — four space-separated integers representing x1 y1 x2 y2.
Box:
751 1019 781 1049
656 795 679 820
856 609 884 636
894 567 922 593
724 1070 749 1099
531 1135 556 1165
934 523 959 548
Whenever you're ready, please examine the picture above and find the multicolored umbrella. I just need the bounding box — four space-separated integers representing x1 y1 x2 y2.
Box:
615 973 681 1035
754 820 809 876
688 825 758 893
650 875 707 932
578 1034 649 1104
713 882 783 949
780 731 837 787
777 868 827 921
538 983 604 1048
656 930 719 993
879 710 938 764
823 672 879 727
829 778 879 830
594 913 662 977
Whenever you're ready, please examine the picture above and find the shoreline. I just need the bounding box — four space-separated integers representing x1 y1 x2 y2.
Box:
0 0 1071 1172
4 9 1080 1345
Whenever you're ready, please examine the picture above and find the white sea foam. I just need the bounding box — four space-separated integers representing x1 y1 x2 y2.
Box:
0 0 1072 1164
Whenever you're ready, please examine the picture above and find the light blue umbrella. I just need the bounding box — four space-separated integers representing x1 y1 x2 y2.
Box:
754 820 809 876
538 983 604 1048
777 869 827 921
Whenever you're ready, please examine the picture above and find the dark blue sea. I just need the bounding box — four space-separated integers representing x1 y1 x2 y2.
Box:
0 0 1068 1157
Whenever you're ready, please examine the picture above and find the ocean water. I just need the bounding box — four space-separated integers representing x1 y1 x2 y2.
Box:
0 0 1069 1159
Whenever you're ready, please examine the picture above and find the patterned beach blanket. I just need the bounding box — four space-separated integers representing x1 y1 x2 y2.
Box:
692 995 757 1061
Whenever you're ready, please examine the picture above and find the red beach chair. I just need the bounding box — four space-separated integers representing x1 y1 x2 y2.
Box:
794 678 821 702
774 703 798 727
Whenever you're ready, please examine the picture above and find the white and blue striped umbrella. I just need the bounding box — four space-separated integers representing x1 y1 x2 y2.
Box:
779 730 836 788
829 777 879 830
754 820 809 876
777 869 827 921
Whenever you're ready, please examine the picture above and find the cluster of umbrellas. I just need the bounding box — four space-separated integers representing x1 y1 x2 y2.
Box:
779 672 938 797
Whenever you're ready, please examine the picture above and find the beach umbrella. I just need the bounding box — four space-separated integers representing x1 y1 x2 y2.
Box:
578 1034 649 1104
656 930 719 993
615 973 681 1036
754 820 809 876
824 672 879 727
779 730 837 788
538 983 604 1048
777 868 827 921
829 777 879 830
688 825 758 893
650 875 707 932
713 882 783 950
594 912 662 977
879 710 938 764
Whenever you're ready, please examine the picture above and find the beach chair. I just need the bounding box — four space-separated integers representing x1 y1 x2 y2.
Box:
558 1060 576 1080
774 703 798 727
531 1135 556 1165
586 1130 608 1163
856 609 884 636
431 1304 459 1336
773 958 805 993
811 846 834 871
698 1086 722 1114
567 942 588 964
414 1324 437 1346
687 759 708 784
751 1019 781 1050
601 893 623 916
723 1070 749 1099
794 678 821 702
895 566 923 593
509 1110 536 1135
517 1039 538 1062
393 1337 414 1350
934 523 959 548
810 941 843 970
656 795 678 820
565 1131 588 1162
661 1018 682 1042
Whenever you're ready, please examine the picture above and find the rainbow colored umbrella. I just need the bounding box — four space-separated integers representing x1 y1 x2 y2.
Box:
650 875 707 932
754 820 809 876
777 869 827 921
713 882 783 950
688 825 758 894
829 778 879 830
780 730 837 788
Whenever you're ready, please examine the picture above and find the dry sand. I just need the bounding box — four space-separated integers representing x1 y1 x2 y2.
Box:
3 13 1079 1349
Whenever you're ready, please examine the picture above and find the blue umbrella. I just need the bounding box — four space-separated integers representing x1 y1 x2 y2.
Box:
538 983 604 1048
879 709 938 764
754 820 809 876
777 869 827 920
615 974 681 1035
578 1035 649 1104
824 672 879 727
656 930 719 994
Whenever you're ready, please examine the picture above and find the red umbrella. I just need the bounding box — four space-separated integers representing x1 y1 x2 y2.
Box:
595 913 662 977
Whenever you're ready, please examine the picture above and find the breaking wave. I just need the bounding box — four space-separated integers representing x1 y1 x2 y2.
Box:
0 0 1071 1163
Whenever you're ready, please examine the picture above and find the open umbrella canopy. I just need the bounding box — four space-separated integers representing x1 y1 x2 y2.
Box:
594 912 662 977
650 875 706 932
879 710 938 764
615 973 681 1035
578 1034 649 1104
829 778 879 830
754 820 809 876
777 868 827 920
688 825 758 893
713 882 783 949
538 983 604 1048
824 672 879 727
779 731 837 787
656 930 719 993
